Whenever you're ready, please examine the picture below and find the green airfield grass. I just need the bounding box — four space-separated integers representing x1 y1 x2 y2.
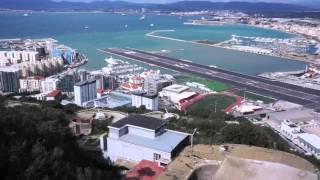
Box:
235 90 275 104
175 75 230 92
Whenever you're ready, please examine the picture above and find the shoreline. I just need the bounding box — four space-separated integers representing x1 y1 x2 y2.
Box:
146 30 314 64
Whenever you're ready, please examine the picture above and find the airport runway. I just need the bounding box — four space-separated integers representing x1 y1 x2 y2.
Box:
100 47 320 105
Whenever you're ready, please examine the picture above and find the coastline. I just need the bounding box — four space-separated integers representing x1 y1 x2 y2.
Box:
146 30 315 64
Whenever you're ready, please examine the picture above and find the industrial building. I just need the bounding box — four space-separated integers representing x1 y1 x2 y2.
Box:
74 79 97 106
101 115 189 166
132 91 159 110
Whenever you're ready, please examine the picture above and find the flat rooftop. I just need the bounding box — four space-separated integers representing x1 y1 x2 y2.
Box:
119 129 189 152
298 133 320 149
132 90 158 99
74 79 96 86
162 84 189 93
110 114 166 130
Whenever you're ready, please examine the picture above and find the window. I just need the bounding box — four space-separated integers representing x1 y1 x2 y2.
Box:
153 153 161 161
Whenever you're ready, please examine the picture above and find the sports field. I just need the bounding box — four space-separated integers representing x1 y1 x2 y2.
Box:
186 94 237 113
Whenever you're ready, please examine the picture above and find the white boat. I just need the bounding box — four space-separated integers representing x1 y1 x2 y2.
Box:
139 15 145 20
84 26 89 29
23 13 29 17
124 24 128 28
103 56 144 77
121 13 126 16
150 23 154 27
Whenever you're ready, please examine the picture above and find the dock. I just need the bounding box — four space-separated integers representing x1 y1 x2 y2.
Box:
99 47 320 106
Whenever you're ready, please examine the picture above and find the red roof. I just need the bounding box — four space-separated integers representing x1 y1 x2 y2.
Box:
121 82 142 90
47 90 61 97
33 76 44 80
125 160 164 180
131 76 144 81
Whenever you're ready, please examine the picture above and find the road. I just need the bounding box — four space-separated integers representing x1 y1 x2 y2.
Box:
99 47 320 106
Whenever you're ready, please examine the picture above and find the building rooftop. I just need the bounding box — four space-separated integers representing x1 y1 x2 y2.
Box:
119 129 189 152
110 114 166 130
75 79 96 86
268 109 314 123
298 133 320 149
132 91 158 99
162 84 189 93
47 90 61 97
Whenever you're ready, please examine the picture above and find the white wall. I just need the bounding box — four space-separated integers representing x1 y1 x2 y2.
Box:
106 137 171 162
132 94 159 111
128 126 155 139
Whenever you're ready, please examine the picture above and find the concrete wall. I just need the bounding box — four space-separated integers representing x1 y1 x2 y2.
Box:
128 126 155 139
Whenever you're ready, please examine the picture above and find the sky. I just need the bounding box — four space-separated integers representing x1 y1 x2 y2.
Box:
54 0 305 4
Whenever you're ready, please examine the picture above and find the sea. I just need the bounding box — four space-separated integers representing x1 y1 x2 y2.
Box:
0 12 307 75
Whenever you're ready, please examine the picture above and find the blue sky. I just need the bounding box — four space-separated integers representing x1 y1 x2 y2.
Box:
55 0 304 3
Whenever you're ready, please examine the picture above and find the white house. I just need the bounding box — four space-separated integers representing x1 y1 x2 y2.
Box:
100 115 189 166
280 120 302 141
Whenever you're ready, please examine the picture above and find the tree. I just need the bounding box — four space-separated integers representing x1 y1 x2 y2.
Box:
0 102 121 180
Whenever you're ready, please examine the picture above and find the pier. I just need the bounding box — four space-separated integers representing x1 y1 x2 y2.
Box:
100 47 320 106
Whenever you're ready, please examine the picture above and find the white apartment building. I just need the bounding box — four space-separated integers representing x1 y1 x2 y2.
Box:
19 76 43 92
132 91 159 111
0 51 39 64
40 77 60 93
74 79 97 106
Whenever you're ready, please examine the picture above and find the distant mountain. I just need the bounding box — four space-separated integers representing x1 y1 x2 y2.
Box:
294 1 320 9
153 1 314 13
0 0 315 13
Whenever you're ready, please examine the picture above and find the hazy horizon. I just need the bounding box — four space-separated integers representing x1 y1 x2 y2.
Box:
52 0 308 4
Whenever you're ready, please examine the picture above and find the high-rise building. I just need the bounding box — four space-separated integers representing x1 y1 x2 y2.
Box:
58 70 77 92
0 68 20 93
132 91 159 111
74 79 97 106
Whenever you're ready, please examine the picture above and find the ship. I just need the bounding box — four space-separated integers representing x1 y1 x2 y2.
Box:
139 15 145 20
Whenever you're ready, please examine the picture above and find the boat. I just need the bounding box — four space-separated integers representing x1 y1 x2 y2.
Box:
124 24 128 28
150 24 154 27
103 56 144 78
121 13 126 16
139 15 145 20
84 26 89 29
23 13 29 17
